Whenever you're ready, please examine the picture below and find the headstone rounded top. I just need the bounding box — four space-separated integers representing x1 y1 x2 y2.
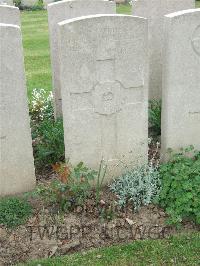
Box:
165 8 200 18
58 13 147 26
132 0 195 99
0 4 20 26
48 0 114 8
0 4 18 9
0 22 19 28
164 9 200 57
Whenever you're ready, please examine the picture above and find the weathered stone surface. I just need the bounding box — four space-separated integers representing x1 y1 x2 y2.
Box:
21 0 38 7
132 0 195 99
0 24 35 196
0 5 20 25
58 14 148 179
161 9 200 159
0 0 13 5
47 0 116 118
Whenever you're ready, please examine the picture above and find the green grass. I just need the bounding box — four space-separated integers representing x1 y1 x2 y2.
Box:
196 1 200 8
19 233 200 266
21 10 52 98
117 3 131 14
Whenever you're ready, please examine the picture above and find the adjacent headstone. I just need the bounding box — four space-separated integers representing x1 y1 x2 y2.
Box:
0 0 13 6
47 0 116 118
58 14 148 179
21 0 38 8
0 23 36 196
0 5 20 25
132 0 195 99
161 9 200 159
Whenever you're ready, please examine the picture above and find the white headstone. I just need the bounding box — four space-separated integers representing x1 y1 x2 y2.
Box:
47 0 116 118
0 5 20 25
0 0 14 6
161 9 200 159
132 0 195 99
21 0 38 8
0 24 36 196
58 14 148 179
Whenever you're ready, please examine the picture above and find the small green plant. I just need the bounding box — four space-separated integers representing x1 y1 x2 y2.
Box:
20 0 44 10
36 162 97 212
110 164 160 211
95 159 107 206
0 197 32 228
149 100 161 136
14 0 22 8
34 0 44 9
33 118 65 168
99 203 116 222
157 146 200 226
29 89 65 169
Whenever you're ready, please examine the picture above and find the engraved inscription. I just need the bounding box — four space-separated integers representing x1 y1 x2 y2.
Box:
189 111 200 115
96 39 115 60
188 111 200 122
103 91 113 101
191 25 200 56
93 81 122 115
70 80 144 113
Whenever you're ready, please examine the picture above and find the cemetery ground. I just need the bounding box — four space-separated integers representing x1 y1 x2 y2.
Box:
0 3 200 266
20 233 200 266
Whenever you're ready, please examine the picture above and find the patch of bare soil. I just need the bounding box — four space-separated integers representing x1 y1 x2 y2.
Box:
0 187 199 266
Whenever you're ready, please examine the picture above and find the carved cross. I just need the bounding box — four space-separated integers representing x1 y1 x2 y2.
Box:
70 58 144 161
192 25 200 56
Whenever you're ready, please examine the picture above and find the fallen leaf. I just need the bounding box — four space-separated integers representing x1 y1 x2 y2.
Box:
49 246 58 258
125 218 136 226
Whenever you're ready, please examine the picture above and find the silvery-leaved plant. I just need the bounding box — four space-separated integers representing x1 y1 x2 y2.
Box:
109 164 161 211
